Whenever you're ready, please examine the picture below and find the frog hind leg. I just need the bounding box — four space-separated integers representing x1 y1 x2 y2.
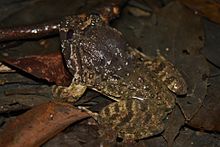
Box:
52 83 87 103
98 99 166 142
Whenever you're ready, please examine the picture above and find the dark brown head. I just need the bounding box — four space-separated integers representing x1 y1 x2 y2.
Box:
59 13 131 83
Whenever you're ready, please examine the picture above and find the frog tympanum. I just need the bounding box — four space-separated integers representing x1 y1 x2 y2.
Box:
52 10 187 142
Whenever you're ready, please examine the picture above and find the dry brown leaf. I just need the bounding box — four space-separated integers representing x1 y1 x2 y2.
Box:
179 0 220 24
2 52 72 86
162 106 185 147
187 64 220 132
0 101 90 147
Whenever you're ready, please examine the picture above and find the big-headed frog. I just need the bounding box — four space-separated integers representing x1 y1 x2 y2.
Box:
53 6 187 142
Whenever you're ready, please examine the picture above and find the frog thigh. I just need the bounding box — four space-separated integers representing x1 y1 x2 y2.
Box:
52 83 87 103
98 99 166 141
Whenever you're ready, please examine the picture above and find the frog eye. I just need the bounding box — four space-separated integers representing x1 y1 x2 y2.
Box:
66 29 74 40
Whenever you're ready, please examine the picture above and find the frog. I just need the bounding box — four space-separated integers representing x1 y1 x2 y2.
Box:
52 8 187 142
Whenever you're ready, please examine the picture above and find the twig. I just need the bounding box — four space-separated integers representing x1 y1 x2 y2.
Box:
0 22 59 42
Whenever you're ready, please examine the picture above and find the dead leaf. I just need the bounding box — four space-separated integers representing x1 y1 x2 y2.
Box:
175 55 209 120
174 128 220 147
2 52 72 86
0 0 88 27
187 63 220 132
0 101 90 147
187 84 220 132
202 20 220 67
43 124 100 147
0 73 36 85
162 106 185 147
113 1 204 57
138 136 167 147
179 0 220 24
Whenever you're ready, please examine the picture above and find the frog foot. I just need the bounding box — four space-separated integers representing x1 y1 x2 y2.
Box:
52 84 87 103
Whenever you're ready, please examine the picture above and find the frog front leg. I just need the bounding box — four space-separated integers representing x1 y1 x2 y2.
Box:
52 83 87 103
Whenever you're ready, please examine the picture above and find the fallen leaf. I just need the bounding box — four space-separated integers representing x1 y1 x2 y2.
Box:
179 0 220 24
202 20 220 67
43 124 99 147
2 52 72 86
0 101 90 147
138 136 167 147
187 63 220 132
0 0 88 27
113 1 204 57
0 73 37 85
187 84 220 132
175 55 209 120
162 106 185 147
174 128 220 147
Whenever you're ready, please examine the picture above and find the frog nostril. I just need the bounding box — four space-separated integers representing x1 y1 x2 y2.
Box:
66 29 74 40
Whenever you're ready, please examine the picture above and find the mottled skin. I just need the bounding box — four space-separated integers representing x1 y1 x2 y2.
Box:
53 12 187 142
